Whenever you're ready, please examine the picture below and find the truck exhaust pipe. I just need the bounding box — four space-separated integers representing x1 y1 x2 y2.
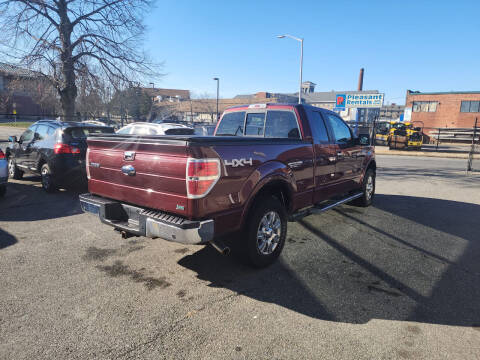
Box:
210 240 230 256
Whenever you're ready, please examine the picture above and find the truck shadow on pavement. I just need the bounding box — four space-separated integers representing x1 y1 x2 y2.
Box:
0 228 17 249
0 177 84 221
179 194 480 327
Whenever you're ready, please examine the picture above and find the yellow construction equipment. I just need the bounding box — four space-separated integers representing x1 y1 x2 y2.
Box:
386 121 424 150
374 121 391 145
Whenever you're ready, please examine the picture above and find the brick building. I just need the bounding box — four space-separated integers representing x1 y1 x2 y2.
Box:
406 90 480 129
0 62 57 118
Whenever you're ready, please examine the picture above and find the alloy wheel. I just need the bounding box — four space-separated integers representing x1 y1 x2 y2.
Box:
366 175 374 200
256 211 282 255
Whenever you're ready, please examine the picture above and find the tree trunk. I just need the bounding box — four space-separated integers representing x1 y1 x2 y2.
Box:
59 85 77 121
58 0 77 121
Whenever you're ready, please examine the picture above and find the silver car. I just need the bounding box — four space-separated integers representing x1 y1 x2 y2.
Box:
0 147 7 197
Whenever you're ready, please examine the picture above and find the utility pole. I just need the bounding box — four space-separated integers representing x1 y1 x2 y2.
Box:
277 34 304 104
467 117 478 172
213 77 219 122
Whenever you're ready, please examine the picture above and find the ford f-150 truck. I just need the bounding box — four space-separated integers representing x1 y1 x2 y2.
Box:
80 104 376 267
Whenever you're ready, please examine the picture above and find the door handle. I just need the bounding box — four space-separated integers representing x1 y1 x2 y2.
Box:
288 160 304 168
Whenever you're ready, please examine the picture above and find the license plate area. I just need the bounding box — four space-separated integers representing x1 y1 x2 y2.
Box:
81 201 100 215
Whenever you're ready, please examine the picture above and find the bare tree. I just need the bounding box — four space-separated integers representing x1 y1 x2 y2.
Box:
0 0 160 120
192 92 216 122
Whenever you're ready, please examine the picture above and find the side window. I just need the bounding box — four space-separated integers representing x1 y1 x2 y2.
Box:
245 113 265 136
129 126 153 135
326 114 352 145
215 111 245 136
35 124 49 140
308 110 330 144
265 111 300 139
20 127 36 142
117 126 132 135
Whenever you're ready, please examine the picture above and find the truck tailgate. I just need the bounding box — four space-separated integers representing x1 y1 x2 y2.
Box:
86 135 189 215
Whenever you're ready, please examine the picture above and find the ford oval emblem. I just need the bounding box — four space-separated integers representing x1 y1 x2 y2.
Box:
121 164 136 176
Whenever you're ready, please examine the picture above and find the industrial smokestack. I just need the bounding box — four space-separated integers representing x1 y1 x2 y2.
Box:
358 68 364 91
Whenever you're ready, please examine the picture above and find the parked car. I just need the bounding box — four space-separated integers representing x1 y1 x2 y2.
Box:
6 120 114 192
117 122 195 135
80 104 375 267
83 119 119 130
0 148 7 197
194 125 216 136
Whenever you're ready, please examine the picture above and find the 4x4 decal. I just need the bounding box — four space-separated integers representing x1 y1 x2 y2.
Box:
224 158 253 167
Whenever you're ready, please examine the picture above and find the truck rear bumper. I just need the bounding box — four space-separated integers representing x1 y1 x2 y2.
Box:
79 193 214 244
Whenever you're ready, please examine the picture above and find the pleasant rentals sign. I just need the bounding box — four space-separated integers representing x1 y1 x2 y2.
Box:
336 93 384 109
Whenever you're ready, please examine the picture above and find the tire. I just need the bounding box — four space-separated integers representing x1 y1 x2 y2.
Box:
41 163 57 193
8 158 23 180
0 185 6 197
351 168 375 207
244 196 287 268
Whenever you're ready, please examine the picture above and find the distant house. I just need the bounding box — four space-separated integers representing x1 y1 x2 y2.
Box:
142 88 190 103
0 62 56 118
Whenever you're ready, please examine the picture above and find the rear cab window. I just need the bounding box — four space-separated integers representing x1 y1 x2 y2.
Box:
216 107 301 139
216 111 245 136
245 113 265 136
265 111 300 139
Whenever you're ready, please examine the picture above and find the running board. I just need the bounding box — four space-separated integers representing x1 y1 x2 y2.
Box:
289 192 363 222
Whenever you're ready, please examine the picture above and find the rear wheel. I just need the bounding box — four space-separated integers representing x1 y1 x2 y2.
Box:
351 169 375 207
244 196 287 268
8 158 23 180
41 164 57 193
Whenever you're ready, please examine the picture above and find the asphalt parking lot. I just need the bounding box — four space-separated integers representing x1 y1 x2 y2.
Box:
1 153 480 359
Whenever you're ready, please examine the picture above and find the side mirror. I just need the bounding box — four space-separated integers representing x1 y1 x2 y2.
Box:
356 134 370 146
33 133 40 141
8 136 17 143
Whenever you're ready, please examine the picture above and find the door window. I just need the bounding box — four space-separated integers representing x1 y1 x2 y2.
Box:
216 111 245 136
245 113 265 136
20 128 35 143
35 124 49 140
325 114 352 145
307 110 330 144
117 126 132 135
265 111 300 139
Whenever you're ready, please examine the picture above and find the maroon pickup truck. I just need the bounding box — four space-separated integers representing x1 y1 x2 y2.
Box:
80 104 376 267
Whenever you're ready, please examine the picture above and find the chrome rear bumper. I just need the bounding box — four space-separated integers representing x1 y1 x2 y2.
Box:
79 193 214 244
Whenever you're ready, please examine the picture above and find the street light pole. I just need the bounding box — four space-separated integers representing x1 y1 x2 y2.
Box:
277 34 304 104
213 77 219 122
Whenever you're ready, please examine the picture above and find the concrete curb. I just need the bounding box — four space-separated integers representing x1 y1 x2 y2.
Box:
375 148 470 159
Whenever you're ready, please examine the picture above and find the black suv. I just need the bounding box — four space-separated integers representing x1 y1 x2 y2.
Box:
6 120 114 192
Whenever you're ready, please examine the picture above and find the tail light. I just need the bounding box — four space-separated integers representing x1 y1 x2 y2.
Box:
54 143 80 154
186 158 221 199
0 149 5 160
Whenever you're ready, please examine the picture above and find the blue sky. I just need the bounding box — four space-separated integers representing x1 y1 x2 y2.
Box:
144 0 479 104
